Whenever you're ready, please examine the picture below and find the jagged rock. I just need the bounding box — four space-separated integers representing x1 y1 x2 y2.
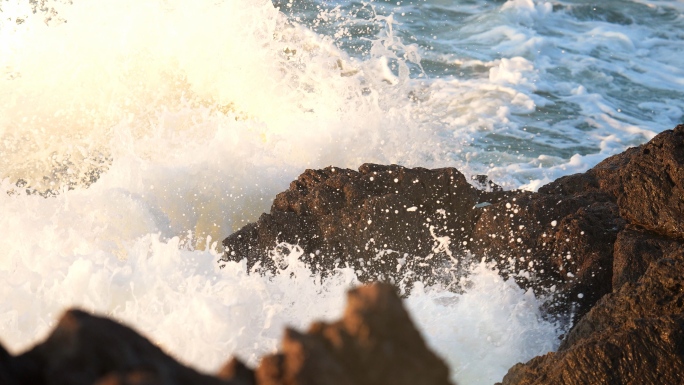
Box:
0 284 452 385
254 283 453 385
222 164 508 285
473 124 684 321
11 309 237 385
500 315 684 385
560 248 684 350
218 124 684 383
470 191 624 320
538 124 684 238
218 358 256 385
596 124 684 237
499 248 684 385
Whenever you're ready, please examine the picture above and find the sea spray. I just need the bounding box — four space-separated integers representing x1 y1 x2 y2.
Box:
2 0 681 384
0 223 561 384
1 0 445 243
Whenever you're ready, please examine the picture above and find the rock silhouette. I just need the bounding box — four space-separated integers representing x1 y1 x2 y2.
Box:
0 283 453 385
254 283 451 385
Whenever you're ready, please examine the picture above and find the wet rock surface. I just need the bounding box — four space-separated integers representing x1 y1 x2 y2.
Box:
499 248 684 385
469 190 624 321
495 125 684 384
222 124 684 383
4 126 681 385
222 164 511 286
0 284 453 385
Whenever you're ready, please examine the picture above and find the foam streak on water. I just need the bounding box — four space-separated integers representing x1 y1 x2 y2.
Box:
1 0 680 384
283 0 683 188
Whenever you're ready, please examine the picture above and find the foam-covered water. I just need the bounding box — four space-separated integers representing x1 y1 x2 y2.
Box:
1 0 681 384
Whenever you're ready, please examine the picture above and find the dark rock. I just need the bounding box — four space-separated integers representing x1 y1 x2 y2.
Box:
543 124 684 238
1 284 452 385
500 248 684 385
222 164 506 285
1 342 19 385
15 309 236 385
612 227 684 290
560 248 684 350
593 124 684 238
255 283 453 385
94 371 162 385
219 124 684 383
500 315 684 385
220 125 684 324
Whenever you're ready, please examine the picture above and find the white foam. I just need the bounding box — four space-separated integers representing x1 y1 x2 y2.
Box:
0 207 560 385
0 0 451 238
393 0 683 188
407 263 560 384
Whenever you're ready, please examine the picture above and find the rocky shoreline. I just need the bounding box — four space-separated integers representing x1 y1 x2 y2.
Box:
2 125 683 384
221 123 684 383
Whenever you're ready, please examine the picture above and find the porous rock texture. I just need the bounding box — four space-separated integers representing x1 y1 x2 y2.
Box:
489 125 684 384
499 248 684 385
0 283 453 385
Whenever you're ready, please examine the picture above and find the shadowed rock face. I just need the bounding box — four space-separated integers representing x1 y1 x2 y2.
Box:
8 309 235 385
1 342 18 385
0 284 453 385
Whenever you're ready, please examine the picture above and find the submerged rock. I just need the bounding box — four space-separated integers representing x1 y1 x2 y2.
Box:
0 284 452 385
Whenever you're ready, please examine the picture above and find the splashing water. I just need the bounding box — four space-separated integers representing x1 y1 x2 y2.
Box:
3 0 681 383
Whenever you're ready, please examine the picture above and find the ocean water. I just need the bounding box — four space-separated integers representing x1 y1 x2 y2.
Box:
0 0 682 384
